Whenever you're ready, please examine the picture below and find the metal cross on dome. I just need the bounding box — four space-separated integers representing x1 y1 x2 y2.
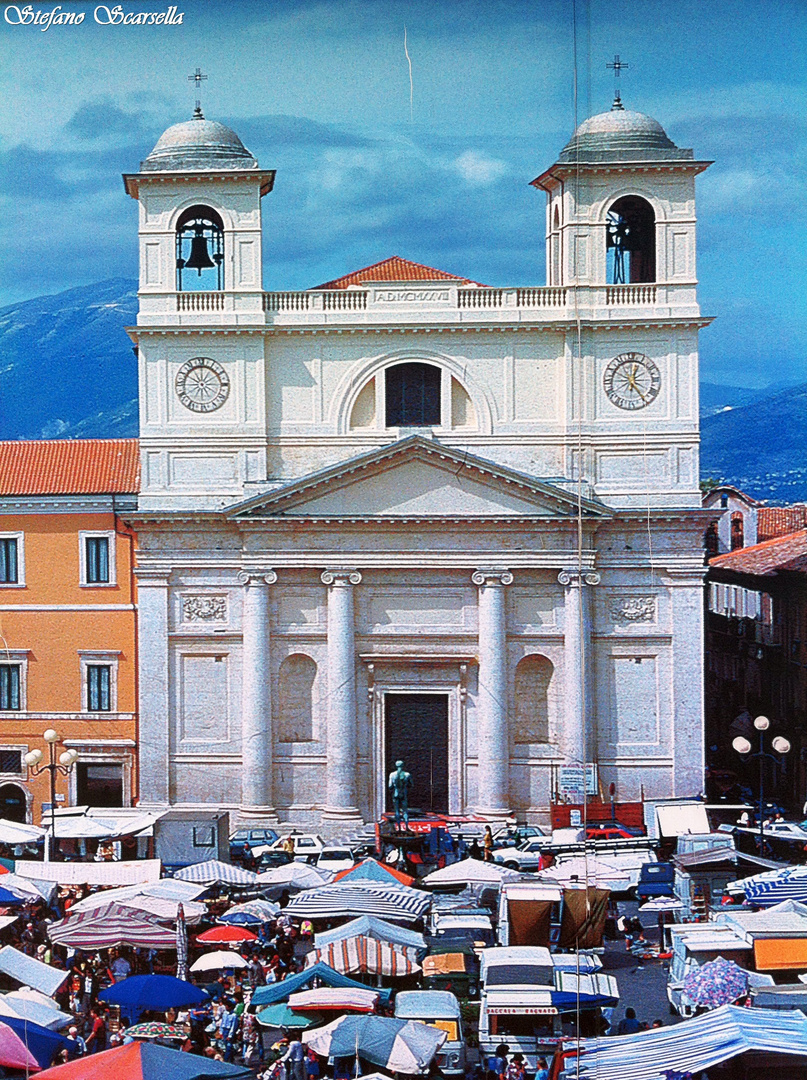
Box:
607 54 629 110
188 67 208 118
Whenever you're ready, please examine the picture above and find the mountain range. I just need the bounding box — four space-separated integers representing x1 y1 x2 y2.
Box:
0 280 802 503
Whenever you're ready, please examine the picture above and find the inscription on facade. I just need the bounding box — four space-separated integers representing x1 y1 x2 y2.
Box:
182 595 227 623
608 596 656 623
374 289 451 303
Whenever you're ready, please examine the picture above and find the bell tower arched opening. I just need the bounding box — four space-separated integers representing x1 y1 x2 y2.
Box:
176 205 224 291
606 195 655 284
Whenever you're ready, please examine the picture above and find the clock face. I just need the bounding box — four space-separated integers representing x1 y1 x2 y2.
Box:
603 352 661 411
175 357 230 413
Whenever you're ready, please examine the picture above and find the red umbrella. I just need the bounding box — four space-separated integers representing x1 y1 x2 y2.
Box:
35 1041 249 1078
195 924 257 944
0 1020 40 1072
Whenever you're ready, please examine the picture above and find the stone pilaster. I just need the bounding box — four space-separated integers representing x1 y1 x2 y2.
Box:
135 568 171 807
472 569 513 818
321 570 363 823
238 570 278 820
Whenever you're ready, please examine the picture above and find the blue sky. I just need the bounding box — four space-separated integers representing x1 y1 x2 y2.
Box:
1 0 805 387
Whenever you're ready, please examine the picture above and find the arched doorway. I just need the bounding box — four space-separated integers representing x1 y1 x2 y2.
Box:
0 784 27 823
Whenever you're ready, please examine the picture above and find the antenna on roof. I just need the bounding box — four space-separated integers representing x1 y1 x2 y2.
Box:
606 54 628 111
188 67 208 119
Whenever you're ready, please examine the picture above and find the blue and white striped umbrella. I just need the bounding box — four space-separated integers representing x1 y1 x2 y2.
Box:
285 883 430 924
219 899 279 926
174 860 259 887
742 865 807 906
303 1014 446 1074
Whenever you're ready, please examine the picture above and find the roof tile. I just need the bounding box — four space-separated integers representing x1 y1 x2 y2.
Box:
757 505 807 542
0 439 140 496
313 256 485 290
710 529 807 577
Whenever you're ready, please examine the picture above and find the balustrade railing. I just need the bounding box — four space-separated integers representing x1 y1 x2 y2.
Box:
458 289 505 308
176 292 225 311
321 290 368 311
516 287 568 308
263 291 311 311
605 284 657 305
173 284 665 318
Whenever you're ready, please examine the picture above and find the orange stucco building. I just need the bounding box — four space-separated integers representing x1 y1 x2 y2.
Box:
0 439 139 823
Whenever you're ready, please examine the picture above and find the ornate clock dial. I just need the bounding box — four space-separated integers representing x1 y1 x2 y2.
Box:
603 352 661 411
175 357 230 413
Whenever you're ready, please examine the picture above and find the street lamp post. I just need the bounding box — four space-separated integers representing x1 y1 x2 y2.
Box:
24 731 78 862
732 715 791 854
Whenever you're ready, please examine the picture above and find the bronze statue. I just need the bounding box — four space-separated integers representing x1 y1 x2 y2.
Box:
389 759 413 830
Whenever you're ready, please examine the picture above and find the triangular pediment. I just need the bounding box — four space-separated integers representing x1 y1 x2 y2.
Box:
226 438 610 521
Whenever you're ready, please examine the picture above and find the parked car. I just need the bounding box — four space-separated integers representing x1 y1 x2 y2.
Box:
256 849 294 871
586 824 641 841
492 837 547 871
268 832 325 862
491 825 547 849
229 827 279 861
316 846 356 874
635 861 675 900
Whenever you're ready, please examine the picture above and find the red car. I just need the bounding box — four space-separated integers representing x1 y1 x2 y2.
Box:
585 825 638 841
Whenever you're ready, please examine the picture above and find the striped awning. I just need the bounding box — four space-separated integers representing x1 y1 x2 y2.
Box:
48 903 176 949
285 883 430 924
173 860 259 887
566 1002 807 1079
306 937 421 977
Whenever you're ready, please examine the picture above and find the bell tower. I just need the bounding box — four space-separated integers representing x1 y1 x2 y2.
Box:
123 108 276 510
533 99 710 293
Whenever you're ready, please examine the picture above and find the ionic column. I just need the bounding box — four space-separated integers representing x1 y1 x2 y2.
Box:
558 569 599 768
135 568 171 808
472 569 513 818
238 570 278 820
321 570 363 822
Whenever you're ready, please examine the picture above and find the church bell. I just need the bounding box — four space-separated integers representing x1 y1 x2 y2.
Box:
185 226 216 274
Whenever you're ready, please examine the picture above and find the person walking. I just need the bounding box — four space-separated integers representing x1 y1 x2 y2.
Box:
219 999 239 1062
483 826 494 862
282 1036 306 1080
535 1059 549 1080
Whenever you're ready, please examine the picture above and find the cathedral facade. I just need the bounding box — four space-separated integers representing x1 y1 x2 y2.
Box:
125 102 712 827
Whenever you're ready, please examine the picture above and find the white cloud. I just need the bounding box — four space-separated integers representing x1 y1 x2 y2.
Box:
451 150 509 185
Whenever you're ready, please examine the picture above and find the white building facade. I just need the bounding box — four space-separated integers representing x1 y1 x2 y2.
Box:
125 102 712 828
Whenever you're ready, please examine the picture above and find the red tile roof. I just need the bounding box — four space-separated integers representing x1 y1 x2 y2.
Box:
0 439 140 496
710 529 807 577
758 505 807 542
314 256 486 290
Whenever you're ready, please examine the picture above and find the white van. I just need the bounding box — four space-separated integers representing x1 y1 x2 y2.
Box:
479 947 562 1072
394 990 465 1077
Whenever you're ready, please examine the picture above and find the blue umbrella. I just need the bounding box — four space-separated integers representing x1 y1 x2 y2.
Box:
99 974 208 1022
303 1015 446 1073
0 1014 74 1068
0 887 24 905
219 899 279 926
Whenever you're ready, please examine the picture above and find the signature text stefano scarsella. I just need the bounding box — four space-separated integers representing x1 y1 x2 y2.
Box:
4 4 185 28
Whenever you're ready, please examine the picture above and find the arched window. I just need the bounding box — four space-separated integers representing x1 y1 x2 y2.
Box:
606 195 655 284
385 362 441 427
731 512 745 550
513 655 553 744
277 654 317 743
176 205 224 291
0 783 26 823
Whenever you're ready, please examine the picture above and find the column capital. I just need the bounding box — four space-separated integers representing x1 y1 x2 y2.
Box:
472 569 513 587
237 569 278 586
558 569 600 587
321 569 362 587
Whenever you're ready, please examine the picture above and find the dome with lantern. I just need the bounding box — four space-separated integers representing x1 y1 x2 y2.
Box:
141 107 258 172
558 99 693 163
